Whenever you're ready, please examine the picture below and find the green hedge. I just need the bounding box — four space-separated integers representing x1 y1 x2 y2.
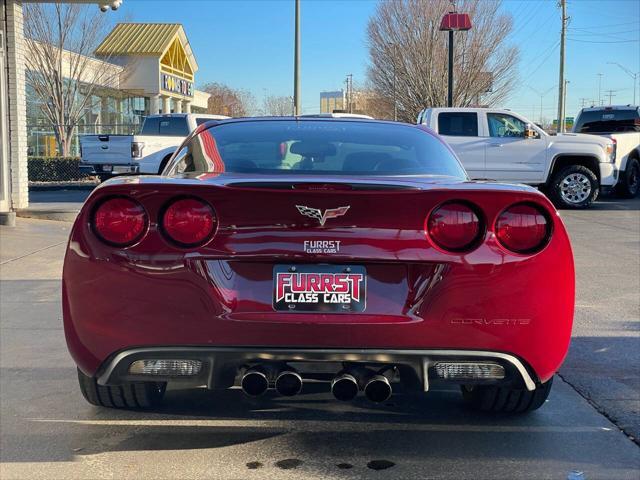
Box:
28 156 92 182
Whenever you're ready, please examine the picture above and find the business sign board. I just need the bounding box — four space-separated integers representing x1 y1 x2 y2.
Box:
161 73 193 97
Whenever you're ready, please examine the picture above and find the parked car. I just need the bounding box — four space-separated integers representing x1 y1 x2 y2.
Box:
79 113 229 181
573 105 640 198
417 107 617 209
64 117 574 413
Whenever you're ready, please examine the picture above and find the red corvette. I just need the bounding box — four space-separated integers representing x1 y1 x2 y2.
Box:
63 118 574 413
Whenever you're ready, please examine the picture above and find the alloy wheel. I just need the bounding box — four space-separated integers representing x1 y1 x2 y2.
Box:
560 173 592 204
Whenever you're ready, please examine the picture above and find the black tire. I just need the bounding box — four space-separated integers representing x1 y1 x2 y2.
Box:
615 157 640 199
77 368 166 409
461 377 553 414
547 165 599 209
157 154 174 175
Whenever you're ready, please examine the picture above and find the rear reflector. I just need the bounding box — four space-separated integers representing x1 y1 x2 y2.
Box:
434 362 505 380
161 197 216 247
92 197 147 247
129 359 203 376
427 202 482 252
495 203 551 254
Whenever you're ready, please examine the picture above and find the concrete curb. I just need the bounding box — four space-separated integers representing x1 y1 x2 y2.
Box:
16 209 78 222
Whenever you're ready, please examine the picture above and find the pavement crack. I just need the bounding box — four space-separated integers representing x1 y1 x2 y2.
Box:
557 372 639 447
0 241 66 266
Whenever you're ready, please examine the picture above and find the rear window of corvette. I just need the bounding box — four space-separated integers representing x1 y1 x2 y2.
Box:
167 120 467 179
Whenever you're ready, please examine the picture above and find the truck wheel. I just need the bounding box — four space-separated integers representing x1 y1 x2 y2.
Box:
548 165 598 209
461 377 553 414
77 368 166 409
615 157 640 199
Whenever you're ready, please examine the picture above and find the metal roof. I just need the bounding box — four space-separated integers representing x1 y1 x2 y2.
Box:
95 23 182 56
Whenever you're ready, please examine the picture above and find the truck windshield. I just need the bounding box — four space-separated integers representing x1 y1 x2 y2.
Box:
574 109 640 133
167 120 467 178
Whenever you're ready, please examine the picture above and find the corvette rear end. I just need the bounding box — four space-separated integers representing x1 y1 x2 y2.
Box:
63 118 574 413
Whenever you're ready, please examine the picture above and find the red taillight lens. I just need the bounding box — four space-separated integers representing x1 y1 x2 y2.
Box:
495 203 551 254
161 198 216 247
92 197 147 247
427 202 482 252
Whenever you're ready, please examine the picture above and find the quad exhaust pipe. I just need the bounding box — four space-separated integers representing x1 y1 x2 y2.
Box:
242 364 393 402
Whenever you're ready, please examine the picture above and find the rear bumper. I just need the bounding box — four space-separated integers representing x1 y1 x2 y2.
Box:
96 346 537 391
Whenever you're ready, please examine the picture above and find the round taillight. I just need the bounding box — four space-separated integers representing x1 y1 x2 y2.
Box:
161 198 216 247
92 197 147 247
427 202 482 252
495 203 551 254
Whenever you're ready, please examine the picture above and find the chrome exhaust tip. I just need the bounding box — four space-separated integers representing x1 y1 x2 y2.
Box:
364 374 392 403
275 370 303 397
241 369 269 397
331 373 359 401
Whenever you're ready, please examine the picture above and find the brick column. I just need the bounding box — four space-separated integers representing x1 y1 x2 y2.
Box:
5 1 28 210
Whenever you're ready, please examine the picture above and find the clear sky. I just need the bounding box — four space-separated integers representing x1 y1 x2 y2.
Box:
113 0 639 120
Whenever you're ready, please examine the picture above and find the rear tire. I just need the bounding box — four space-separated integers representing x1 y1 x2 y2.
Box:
77 368 166 409
461 377 553 414
615 157 640 199
547 165 598 209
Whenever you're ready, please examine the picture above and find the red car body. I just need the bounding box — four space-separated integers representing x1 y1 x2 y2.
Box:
63 118 574 411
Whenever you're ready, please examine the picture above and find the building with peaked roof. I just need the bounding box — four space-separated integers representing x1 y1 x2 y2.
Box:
26 22 211 157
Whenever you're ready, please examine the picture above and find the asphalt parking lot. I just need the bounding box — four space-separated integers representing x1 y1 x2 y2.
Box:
1 194 639 480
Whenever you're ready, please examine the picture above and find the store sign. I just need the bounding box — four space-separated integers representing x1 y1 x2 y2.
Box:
161 73 193 97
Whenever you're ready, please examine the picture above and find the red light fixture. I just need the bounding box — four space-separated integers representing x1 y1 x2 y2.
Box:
439 12 472 31
427 202 483 252
495 203 552 254
161 197 216 247
92 197 148 247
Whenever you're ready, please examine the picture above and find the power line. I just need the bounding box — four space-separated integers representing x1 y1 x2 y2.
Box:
604 89 617 105
567 38 639 44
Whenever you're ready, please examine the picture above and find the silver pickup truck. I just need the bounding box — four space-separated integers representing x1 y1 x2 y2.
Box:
79 113 229 180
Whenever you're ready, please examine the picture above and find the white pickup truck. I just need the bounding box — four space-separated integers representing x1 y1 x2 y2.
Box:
572 105 640 198
79 113 229 180
417 107 617 208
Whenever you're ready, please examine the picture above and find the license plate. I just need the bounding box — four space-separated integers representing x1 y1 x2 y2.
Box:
273 265 366 313
101 165 113 172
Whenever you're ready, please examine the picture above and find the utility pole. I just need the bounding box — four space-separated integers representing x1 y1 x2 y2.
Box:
346 74 353 113
556 0 568 133
597 73 603 106
293 0 301 116
579 97 589 108
604 89 616 105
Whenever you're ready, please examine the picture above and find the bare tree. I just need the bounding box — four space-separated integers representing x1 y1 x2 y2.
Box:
201 82 256 117
24 3 121 156
262 95 293 116
367 0 519 122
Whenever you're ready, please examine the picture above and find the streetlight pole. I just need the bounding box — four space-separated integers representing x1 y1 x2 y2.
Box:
439 11 471 108
607 62 639 105
387 43 397 121
597 73 603 106
527 85 554 126
293 0 301 116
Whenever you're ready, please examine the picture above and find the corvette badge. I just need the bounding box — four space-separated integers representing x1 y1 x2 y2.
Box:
296 205 350 226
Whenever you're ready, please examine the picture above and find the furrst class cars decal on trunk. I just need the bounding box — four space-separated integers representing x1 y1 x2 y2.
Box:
303 240 341 254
